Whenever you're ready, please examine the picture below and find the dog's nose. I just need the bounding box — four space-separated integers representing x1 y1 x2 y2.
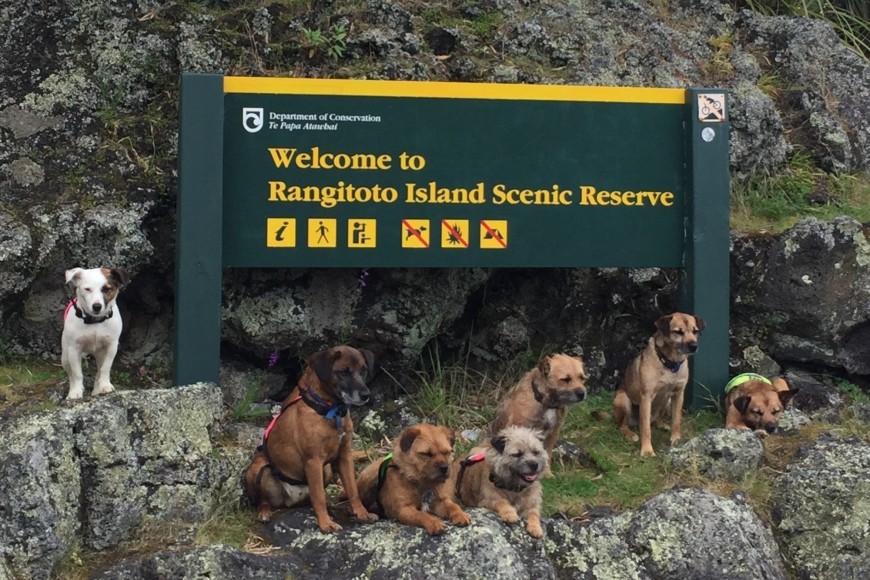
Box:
687 342 698 353
575 390 586 401
437 463 449 475
526 461 539 472
92 303 102 312
764 423 778 434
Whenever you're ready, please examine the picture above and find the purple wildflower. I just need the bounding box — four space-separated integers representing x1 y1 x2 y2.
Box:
357 268 370 292
267 350 279 368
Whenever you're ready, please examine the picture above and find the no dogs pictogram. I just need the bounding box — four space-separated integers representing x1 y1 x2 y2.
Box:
402 219 430 248
698 93 726 122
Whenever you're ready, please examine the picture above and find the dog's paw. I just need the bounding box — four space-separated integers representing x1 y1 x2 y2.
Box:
317 519 343 533
92 383 115 395
66 391 84 401
450 510 471 527
639 448 657 457
753 429 770 439
257 508 273 523
526 522 544 538
498 508 520 524
354 509 379 523
424 519 446 535
669 433 682 443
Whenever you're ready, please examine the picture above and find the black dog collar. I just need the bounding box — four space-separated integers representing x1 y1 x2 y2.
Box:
489 472 531 493
72 300 114 325
654 344 683 373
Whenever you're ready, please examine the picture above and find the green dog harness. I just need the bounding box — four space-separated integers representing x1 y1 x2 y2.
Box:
724 373 771 394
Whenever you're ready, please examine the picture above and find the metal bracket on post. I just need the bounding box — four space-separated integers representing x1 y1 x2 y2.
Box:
680 88 731 409
174 74 224 386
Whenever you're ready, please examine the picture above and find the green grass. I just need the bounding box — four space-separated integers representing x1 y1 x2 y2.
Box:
731 150 870 232
542 394 722 515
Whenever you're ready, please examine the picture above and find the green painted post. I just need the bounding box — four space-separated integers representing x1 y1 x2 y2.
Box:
174 73 224 385
681 88 731 408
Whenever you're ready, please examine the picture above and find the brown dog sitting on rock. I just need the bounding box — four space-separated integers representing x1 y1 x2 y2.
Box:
490 353 587 463
614 312 705 456
451 425 548 538
356 423 471 535
244 346 378 532
724 373 798 436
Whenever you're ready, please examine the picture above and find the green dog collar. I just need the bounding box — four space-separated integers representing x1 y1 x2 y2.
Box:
724 373 772 394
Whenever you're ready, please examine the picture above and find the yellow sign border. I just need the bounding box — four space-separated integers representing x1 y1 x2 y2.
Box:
224 76 685 105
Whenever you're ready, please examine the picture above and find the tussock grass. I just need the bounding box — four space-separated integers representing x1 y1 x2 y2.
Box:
731 151 870 232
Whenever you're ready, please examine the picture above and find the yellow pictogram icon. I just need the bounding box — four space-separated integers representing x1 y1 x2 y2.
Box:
401 219 430 248
308 218 337 248
480 220 508 249
348 219 377 248
266 218 297 248
441 219 469 249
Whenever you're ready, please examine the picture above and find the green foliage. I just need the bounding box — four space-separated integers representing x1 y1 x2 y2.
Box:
737 0 870 60
301 22 347 61
700 34 735 82
232 378 271 421
731 150 870 232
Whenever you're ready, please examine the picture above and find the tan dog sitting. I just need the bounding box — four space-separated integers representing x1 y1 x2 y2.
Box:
724 373 797 435
451 425 547 538
356 423 471 535
614 312 705 456
244 346 378 532
490 353 587 462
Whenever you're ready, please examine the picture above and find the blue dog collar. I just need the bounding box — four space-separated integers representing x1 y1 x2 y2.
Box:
724 373 771 394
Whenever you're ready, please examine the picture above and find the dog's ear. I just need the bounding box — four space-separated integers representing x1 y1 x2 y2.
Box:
538 356 552 378
655 315 673 335
358 348 375 381
440 426 456 448
491 435 507 454
65 268 84 287
779 389 798 408
310 348 338 383
108 268 130 288
400 426 421 453
693 315 706 332
733 395 752 415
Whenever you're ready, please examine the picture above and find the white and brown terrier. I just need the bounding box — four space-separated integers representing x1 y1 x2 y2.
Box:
61 267 129 400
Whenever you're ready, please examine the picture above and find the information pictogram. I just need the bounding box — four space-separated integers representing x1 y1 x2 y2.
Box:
401 219 430 248
308 218 337 248
441 219 469 249
480 220 508 249
266 218 297 248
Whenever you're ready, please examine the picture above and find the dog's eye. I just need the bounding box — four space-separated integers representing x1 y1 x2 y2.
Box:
773 408 782 414
511 452 523 458
420 451 433 458
674 329 684 335
102 285 111 293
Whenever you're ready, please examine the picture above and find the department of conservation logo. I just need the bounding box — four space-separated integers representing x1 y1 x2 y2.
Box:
242 107 264 133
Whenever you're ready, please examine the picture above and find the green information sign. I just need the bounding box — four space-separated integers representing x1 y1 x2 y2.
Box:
176 74 730 408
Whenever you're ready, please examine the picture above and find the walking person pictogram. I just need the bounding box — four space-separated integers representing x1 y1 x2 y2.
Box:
317 221 330 244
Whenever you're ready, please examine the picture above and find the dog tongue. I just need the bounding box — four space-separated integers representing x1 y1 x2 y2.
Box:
522 473 538 482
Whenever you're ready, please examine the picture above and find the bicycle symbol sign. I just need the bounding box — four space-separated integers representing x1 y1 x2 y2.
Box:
698 93 726 122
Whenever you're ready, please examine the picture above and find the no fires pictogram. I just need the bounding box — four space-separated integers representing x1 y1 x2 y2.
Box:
442 219 469 249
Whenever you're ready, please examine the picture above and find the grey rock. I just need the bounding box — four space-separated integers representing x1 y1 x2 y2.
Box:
548 487 786 579
0 383 238 580
668 428 763 481
773 433 870 579
99 508 557 579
